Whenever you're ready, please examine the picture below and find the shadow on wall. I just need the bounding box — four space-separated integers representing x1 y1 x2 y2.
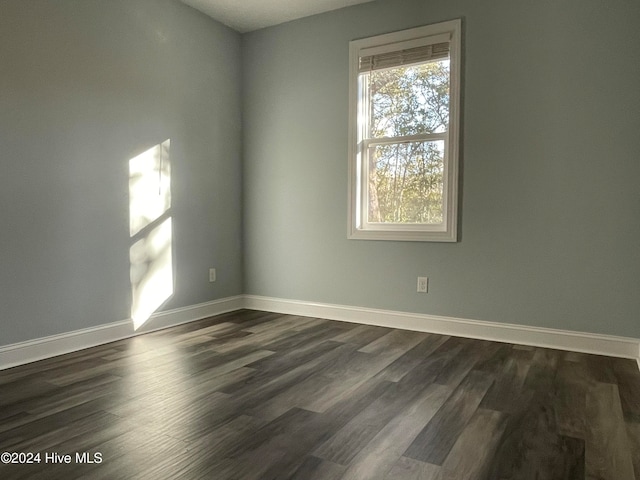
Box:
128 139 174 330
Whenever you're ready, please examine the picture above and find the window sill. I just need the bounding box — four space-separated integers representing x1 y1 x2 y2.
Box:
348 227 457 242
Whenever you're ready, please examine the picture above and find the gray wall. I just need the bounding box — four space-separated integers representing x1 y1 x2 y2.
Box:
242 0 640 337
0 0 243 346
2 0 638 348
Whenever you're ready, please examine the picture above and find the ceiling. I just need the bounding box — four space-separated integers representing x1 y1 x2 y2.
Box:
180 0 375 33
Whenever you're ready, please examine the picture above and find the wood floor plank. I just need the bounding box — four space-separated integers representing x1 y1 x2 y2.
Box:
438 408 508 480
299 330 436 415
23 422 181 480
25 375 123 415
338 383 452 480
183 413 266 451
397 337 467 387
213 407 333 480
0 409 119 453
613 359 640 423
374 334 451 382
322 376 395 426
290 455 346 480
404 370 494 465
0 345 121 385
585 382 636 480
302 334 428 413
479 349 531 414
243 314 323 334
75 429 189 480
211 316 320 354
183 347 274 377
331 324 390 346
626 421 640 479
126 416 264 480
554 360 591 438
232 342 361 407
523 347 561 392
246 334 347 374
433 339 499 387
358 329 428 356
258 322 345 352
0 397 120 449
486 378 586 478
314 381 402 464
384 456 441 480
250 371 336 420
585 354 618 384
122 421 249 480
106 390 233 442
0 377 61 415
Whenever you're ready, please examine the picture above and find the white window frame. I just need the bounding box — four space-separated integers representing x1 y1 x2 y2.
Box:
347 19 461 242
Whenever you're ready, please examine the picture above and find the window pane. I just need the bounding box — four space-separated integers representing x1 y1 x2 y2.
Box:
368 140 444 224
368 59 449 138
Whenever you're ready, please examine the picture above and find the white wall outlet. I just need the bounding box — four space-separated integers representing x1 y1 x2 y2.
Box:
209 268 216 282
417 276 428 293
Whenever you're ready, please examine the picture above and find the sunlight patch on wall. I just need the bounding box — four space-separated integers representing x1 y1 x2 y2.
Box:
129 139 174 330
129 140 172 236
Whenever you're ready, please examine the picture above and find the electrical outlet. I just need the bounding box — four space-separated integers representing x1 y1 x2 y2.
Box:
417 276 428 293
209 268 216 282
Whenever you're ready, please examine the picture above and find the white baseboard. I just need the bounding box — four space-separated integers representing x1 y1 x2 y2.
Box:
2 294 639 371
244 295 640 365
0 296 243 371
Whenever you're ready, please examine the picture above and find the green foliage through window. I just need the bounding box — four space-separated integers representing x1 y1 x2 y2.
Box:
364 60 449 224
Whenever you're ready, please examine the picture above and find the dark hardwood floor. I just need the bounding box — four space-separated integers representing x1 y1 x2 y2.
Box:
1 309 639 479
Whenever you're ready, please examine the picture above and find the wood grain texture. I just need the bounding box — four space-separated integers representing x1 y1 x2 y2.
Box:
338 383 452 480
403 369 494 465
290 456 346 480
438 408 508 480
626 421 640 479
585 382 636 479
0 309 638 480
384 456 441 480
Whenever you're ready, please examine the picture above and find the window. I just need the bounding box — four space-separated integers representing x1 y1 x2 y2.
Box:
348 20 461 242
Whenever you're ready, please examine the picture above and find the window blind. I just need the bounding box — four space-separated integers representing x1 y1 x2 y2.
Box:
358 42 450 73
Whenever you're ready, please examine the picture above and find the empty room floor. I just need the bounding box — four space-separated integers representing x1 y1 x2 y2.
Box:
1 309 639 479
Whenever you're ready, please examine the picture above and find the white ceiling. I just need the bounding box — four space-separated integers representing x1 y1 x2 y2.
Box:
180 0 375 33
